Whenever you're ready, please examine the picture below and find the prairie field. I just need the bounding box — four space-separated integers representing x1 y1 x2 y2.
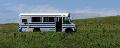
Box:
0 16 120 48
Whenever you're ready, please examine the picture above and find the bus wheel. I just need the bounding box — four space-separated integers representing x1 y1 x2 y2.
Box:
33 28 41 32
65 28 73 33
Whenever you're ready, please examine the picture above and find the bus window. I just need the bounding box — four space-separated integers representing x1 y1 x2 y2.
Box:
22 19 27 23
63 17 71 24
49 17 54 22
43 17 54 22
43 17 49 22
32 17 42 22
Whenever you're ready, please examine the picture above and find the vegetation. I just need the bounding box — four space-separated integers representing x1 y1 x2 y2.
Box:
0 16 120 48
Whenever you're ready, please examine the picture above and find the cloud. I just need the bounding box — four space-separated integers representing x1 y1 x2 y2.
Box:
77 8 120 16
0 8 18 23
0 4 69 23
0 4 120 23
16 5 119 18
71 8 120 19
16 5 69 13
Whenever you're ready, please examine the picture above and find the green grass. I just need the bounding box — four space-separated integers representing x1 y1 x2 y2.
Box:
0 16 120 48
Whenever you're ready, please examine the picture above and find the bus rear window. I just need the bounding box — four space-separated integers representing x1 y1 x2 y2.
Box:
22 19 27 23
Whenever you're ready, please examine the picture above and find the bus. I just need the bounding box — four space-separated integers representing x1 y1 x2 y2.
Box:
19 13 76 32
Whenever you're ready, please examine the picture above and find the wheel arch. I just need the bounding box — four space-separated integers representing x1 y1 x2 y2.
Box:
65 28 73 32
33 28 41 32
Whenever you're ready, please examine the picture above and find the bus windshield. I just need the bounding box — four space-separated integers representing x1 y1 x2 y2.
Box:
63 17 71 24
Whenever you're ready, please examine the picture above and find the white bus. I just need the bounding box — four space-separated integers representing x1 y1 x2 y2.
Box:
19 13 76 32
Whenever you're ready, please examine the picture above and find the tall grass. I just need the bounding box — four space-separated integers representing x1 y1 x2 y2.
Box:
0 16 120 48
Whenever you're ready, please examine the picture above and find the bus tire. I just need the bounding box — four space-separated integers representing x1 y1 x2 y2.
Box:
33 28 41 32
65 28 73 33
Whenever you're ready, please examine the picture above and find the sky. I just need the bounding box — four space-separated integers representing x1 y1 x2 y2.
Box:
0 0 120 23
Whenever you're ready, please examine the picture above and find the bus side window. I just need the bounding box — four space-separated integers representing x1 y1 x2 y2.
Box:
22 19 27 23
63 17 65 23
32 17 42 22
43 17 49 22
49 17 54 22
43 17 54 22
63 17 70 24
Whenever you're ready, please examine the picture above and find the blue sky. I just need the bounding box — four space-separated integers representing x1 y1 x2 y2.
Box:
0 0 120 23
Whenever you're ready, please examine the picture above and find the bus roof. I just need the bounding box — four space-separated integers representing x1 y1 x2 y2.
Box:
20 13 69 17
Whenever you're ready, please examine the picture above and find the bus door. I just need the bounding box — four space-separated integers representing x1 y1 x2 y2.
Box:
55 17 62 32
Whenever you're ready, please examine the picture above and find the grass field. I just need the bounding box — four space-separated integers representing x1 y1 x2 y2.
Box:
0 16 120 48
